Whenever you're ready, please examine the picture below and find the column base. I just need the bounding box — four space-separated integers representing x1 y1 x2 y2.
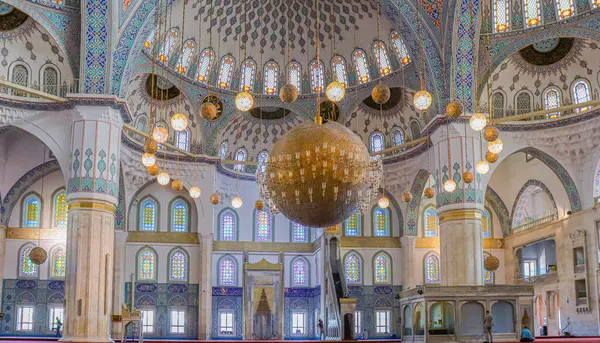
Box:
61 337 114 343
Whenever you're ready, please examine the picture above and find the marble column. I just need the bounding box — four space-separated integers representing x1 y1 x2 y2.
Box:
0 224 7 301
62 105 122 343
111 230 128 338
198 233 213 339
400 236 417 288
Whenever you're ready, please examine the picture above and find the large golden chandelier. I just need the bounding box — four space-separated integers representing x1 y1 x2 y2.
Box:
257 121 383 228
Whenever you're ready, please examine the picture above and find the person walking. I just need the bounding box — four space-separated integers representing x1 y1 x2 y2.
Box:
362 328 368 340
54 317 63 338
484 310 494 343
318 319 324 340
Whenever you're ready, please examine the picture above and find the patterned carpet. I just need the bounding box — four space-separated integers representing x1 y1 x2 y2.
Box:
0 337 599 342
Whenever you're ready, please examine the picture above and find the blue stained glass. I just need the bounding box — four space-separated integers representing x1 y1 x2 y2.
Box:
287 62 302 93
573 81 591 112
482 210 491 238
353 49 370 84
159 29 178 63
23 194 40 228
345 253 361 283
240 59 256 92
20 245 37 277
170 249 187 281
372 41 391 76
255 210 271 241
292 258 308 286
331 55 348 87
424 207 437 237
310 60 324 94
171 200 187 232
140 199 157 231
374 208 389 236
292 223 308 242
544 89 560 119
220 257 235 285
264 61 279 95
375 254 390 283
138 249 155 280
234 149 247 172
425 254 440 283
371 133 384 153
220 211 236 241
345 213 360 236
218 142 228 159
390 31 411 65
176 40 195 73
392 129 404 147
218 56 235 89
196 48 215 84
175 130 189 151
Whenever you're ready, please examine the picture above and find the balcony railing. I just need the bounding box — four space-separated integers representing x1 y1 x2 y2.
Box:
516 270 558 284
513 211 558 234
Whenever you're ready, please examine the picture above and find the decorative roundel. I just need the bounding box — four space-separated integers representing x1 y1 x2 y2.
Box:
0 3 28 31
532 38 560 53
519 38 574 66
0 3 14 15
249 106 290 120
200 95 224 120
319 101 340 123
363 87 403 111
145 74 181 100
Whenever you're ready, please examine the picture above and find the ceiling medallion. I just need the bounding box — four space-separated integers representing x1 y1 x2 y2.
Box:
200 95 223 122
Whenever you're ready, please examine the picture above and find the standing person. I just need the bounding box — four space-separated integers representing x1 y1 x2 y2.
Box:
362 328 368 340
520 326 534 342
318 319 324 340
484 310 494 343
54 316 63 338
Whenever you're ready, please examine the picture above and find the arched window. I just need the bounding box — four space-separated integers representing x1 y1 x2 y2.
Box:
255 209 272 242
492 92 505 118
573 80 591 112
373 207 389 236
137 248 156 280
144 27 157 50
352 49 370 84
331 55 348 87
140 198 158 231
423 206 437 237
53 191 67 228
424 253 440 283
169 248 188 282
390 31 411 65
196 48 215 84
516 92 532 115
176 40 195 74
287 61 302 93
484 252 494 284
12 64 28 96
219 256 236 285
264 61 279 95
159 29 178 63
239 59 256 92
23 194 41 228
219 209 237 241
392 128 404 147
493 0 509 32
372 41 391 76
170 199 188 232
175 129 190 151
344 252 361 283
556 0 574 19
544 88 561 119
50 246 66 278
595 162 600 202
233 148 247 173
524 0 541 27
410 121 422 139
482 209 492 238
135 116 148 132
370 132 384 153
42 67 59 96
218 55 235 89
19 244 37 278
257 151 269 174
310 60 324 94
374 252 391 284
292 257 309 286
218 142 228 159
345 213 361 236
292 222 308 242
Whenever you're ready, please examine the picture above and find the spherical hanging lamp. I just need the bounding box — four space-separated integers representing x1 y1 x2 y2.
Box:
424 187 435 199
401 191 413 203
325 81 345 102
255 199 265 211
475 160 490 175
152 126 169 144
235 91 254 112
483 125 499 142
485 151 499 163
171 113 188 131
144 138 158 154
445 101 463 119
484 255 500 271
200 102 219 121
413 90 432 110
171 179 184 191
443 179 457 193
141 153 156 167
231 196 243 209
469 113 487 131
463 171 474 184
371 82 391 105
487 139 504 154
147 163 160 176
280 84 299 104
210 192 221 205
378 196 390 209
29 247 48 265
157 172 170 185
189 186 201 199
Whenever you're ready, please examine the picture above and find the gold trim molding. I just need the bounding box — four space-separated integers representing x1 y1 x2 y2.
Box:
244 258 283 271
214 241 315 253
340 236 401 248
127 232 199 244
416 237 503 249
69 201 116 213
438 209 482 223
7 228 67 240
340 298 357 304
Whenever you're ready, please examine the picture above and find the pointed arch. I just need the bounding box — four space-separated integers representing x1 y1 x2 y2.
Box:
218 255 237 286
422 205 438 237
352 49 370 84
344 250 363 284
137 246 157 281
49 245 66 279
310 59 324 94
291 222 309 242
343 212 361 236
254 208 273 242
372 206 390 237
168 247 189 282
405 169 431 235
491 91 505 118
42 66 59 95
218 141 228 160
482 207 493 238
510 179 558 230
135 115 148 132
331 55 348 87
423 252 440 284
291 256 310 287
169 197 190 232
144 27 157 50
390 31 410 65
138 195 159 231
543 87 561 119
572 79 591 112
196 48 215 84
176 39 196 74
239 58 257 92
515 90 533 115
218 208 238 241
392 127 405 147
159 28 179 63
372 41 391 76
287 61 302 93
233 148 247 173
410 120 422 139
52 188 67 228
373 251 392 284
493 0 509 32
18 243 38 278
218 55 235 89
370 131 384 153
175 128 190 151
22 192 41 228
264 61 279 95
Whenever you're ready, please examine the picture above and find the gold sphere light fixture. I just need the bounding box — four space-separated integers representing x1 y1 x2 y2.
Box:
147 163 160 176
483 125 499 142
485 151 499 163
157 172 171 185
445 101 463 119
401 191 413 203
326 81 345 102
424 187 435 199
144 138 158 154
488 139 504 154
371 82 391 105
210 192 221 205
469 113 487 131
235 91 254 112
152 126 168 144
141 153 156 167
29 247 48 265
172 179 184 192
378 196 390 209
189 186 201 199
484 255 500 271
232 196 243 209
280 84 299 104
463 171 474 184
170 113 188 131
200 102 219 121
413 90 432 110
255 199 265 211
443 179 457 193
475 160 490 175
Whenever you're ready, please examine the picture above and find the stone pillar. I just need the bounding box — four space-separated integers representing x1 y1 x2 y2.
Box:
111 230 128 338
400 236 417 288
198 233 213 339
63 105 122 343
0 224 7 301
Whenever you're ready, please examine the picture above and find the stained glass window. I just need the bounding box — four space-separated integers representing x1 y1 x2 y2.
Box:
425 253 440 283
352 49 370 84
595 162 600 201
220 210 236 241
255 209 272 242
239 59 256 92
331 55 348 87
370 132 384 153
524 0 541 27
19 245 37 277
493 0 509 32
482 209 491 238
145 27 157 50
169 249 187 281
287 61 302 94
175 129 189 151
233 148 247 173
257 151 269 174
12 65 28 95
345 252 361 283
159 29 178 63
390 31 411 65
516 92 532 114
573 81 591 112
373 208 389 236
51 247 66 278
372 41 391 76
136 116 148 132
410 121 422 139
123 0 133 11
171 199 187 232
484 253 493 284
176 40 195 74
345 213 360 236
492 92 505 118
292 222 308 242
556 0 574 19
196 48 215 84
292 258 309 286
544 88 561 119
218 142 228 159
43 67 59 96
23 194 40 228
218 55 235 89
219 257 236 285
392 128 404 147
140 198 157 231
424 207 437 237
138 248 156 280
310 60 324 94
54 191 67 228
374 253 390 283
264 61 279 95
